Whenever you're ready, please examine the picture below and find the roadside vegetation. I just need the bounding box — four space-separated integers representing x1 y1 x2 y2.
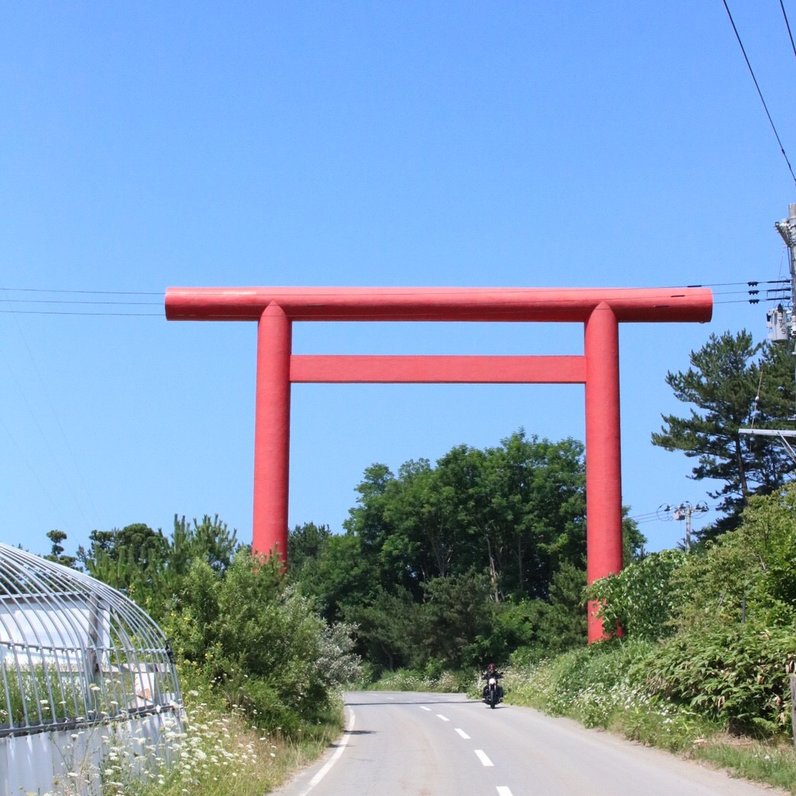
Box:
46 516 360 794
107 677 341 796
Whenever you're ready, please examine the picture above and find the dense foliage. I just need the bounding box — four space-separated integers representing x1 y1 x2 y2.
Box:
75 515 360 737
587 484 796 737
288 430 644 674
49 334 796 754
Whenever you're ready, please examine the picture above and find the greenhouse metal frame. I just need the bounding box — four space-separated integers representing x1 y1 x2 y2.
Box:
0 542 183 795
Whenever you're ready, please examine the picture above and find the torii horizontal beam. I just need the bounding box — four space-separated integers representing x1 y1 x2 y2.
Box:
166 286 711 323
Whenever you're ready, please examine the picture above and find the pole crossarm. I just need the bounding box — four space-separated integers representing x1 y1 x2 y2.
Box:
739 427 796 461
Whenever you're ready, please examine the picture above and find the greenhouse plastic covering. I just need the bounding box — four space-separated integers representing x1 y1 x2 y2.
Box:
0 542 181 736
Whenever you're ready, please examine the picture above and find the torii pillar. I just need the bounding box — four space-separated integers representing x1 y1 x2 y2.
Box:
166 286 712 641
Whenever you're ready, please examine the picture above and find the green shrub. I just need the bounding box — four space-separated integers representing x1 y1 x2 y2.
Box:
586 550 686 640
162 550 360 735
672 486 796 631
504 640 719 749
643 621 796 737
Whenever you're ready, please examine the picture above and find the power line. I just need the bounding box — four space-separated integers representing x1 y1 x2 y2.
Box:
721 0 796 187
0 287 162 296
5 280 788 295
779 0 796 59
0 310 162 316
685 279 789 287
0 281 784 313
0 288 163 315
0 296 103 532
627 512 662 524
0 299 160 306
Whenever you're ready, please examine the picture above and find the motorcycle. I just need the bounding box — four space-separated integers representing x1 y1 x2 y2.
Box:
482 672 503 708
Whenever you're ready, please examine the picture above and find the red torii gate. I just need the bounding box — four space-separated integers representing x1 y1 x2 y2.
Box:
165 286 712 641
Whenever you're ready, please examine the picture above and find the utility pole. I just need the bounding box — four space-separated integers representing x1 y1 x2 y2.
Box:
660 501 708 550
774 203 796 322
773 205 796 408
767 206 795 344
743 205 796 459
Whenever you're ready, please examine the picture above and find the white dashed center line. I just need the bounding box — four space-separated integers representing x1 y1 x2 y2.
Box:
436 713 450 722
454 727 470 739
420 706 431 711
474 749 494 767
496 788 513 796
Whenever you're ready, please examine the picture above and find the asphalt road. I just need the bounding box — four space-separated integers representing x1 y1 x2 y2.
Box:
272 691 787 796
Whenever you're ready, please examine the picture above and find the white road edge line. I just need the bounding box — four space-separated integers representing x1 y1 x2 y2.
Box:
454 727 470 739
496 787 513 796
296 707 356 796
436 713 450 722
474 749 494 767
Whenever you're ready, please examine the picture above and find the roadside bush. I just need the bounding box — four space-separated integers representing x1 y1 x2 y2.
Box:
671 486 796 631
504 640 718 750
112 670 343 796
586 549 686 640
162 550 360 734
368 666 471 693
643 621 796 737
537 639 655 725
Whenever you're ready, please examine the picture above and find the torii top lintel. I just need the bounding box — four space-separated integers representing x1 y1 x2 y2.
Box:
165 286 713 324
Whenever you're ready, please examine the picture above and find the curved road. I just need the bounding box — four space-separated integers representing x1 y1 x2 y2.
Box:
272 691 786 796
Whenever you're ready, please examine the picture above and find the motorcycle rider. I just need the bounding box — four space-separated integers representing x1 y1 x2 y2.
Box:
481 662 504 702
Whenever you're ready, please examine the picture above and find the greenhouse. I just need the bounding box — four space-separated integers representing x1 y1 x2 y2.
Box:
0 542 183 795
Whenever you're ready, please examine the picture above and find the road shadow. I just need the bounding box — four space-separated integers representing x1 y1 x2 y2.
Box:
328 729 374 748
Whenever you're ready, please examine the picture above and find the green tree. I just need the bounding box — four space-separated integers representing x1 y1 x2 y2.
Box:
343 588 420 672
493 562 589 666
288 522 332 572
417 571 498 670
45 529 77 568
169 514 240 576
652 330 796 534
291 431 634 671
291 532 378 622
76 516 239 618
77 523 169 596
344 431 594 601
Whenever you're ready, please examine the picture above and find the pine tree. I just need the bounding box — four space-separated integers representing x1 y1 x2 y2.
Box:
652 330 796 535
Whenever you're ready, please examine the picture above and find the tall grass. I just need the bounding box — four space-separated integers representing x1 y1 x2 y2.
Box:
105 683 343 796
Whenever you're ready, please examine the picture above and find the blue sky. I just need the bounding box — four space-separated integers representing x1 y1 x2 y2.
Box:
1 2 794 557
